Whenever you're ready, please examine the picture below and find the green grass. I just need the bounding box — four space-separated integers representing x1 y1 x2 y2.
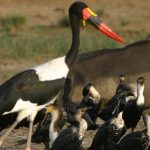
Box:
120 20 130 27
0 14 26 34
58 16 70 27
96 8 106 16
0 26 145 61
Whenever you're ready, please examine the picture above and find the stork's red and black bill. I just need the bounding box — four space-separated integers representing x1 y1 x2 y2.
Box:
82 8 125 44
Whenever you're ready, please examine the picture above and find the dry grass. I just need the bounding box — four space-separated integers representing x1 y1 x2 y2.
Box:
0 0 149 33
0 14 26 34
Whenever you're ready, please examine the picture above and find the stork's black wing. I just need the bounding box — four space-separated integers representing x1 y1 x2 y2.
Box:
19 77 65 105
0 70 65 114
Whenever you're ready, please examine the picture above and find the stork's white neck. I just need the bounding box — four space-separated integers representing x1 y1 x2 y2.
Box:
136 84 144 106
49 109 59 142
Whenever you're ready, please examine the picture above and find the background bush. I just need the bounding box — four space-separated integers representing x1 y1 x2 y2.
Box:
0 14 26 34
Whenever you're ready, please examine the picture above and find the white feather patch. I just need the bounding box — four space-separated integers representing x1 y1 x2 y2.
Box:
137 85 145 106
33 56 69 81
3 99 37 115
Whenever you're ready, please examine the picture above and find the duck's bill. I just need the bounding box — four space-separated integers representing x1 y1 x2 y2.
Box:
79 106 93 112
83 8 125 44
45 105 55 112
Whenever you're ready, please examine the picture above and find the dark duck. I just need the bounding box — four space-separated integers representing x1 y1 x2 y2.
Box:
99 74 136 121
89 111 126 150
79 83 101 129
63 81 101 130
115 74 136 96
50 106 89 150
122 76 145 132
0 1 124 150
115 109 150 150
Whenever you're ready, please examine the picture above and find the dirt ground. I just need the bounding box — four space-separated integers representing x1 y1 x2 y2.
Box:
0 118 145 150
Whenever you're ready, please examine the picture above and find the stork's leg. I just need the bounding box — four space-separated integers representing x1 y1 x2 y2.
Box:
0 119 19 147
26 111 37 150
0 110 29 147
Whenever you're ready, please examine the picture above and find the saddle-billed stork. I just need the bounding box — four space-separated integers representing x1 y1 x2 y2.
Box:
0 1 125 150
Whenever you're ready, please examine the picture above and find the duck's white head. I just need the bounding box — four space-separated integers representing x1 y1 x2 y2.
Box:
136 76 145 105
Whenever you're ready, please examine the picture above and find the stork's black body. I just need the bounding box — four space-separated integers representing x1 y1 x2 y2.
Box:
0 70 65 114
0 69 65 130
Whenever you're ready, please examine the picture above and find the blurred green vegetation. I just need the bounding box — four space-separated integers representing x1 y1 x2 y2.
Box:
0 14 26 35
58 16 70 27
96 8 106 17
0 18 146 62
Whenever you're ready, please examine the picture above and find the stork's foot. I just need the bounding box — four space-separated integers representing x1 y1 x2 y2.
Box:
25 146 31 150
0 140 3 147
